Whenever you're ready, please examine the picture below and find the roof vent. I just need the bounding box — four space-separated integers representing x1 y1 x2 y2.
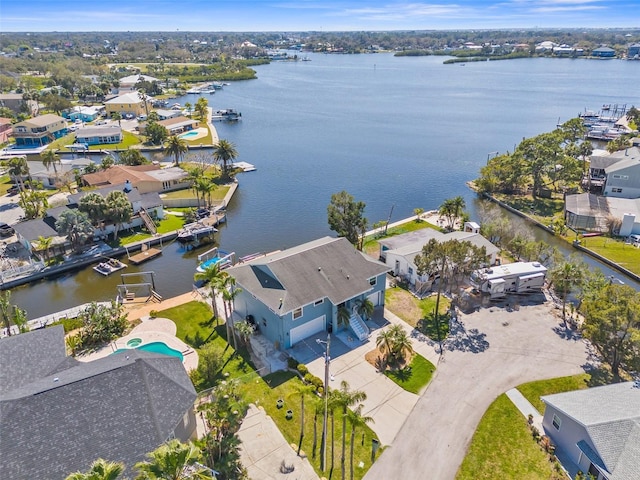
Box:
53 377 59 382
318 267 322 271
533 262 541 267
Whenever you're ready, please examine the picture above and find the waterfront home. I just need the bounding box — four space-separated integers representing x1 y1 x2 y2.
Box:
155 108 183 121
75 125 123 145
378 225 498 295
12 205 69 254
564 193 640 236
227 236 389 349
82 164 191 194
116 74 159 93
62 105 103 123
585 147 640 198
629 43 640 59
151 116 199 136
541 382 640 479
105 92 152 118
12 114 68 147
591 46 616 58
0 326 197 479
0 93 33 114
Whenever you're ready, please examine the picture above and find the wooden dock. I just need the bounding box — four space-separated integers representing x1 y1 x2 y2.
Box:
128 248 162 265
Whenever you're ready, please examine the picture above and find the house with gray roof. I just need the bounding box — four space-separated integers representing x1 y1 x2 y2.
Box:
602 147 640 199
0 326 197 479
541 382 640 480
565 193 640 237
378 223 498 294
75 125 123 145
227 236 389 348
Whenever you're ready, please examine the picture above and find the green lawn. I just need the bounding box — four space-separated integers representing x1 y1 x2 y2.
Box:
0 174 12 195
385 287 451 342
384 353 435 394
456 394 565 480
517 374 591 414
363 219 441 257
161 185 229 202
153 300 381 480
575 236 640 276
494 193 565 223
116 213 186 245
88 131 142 150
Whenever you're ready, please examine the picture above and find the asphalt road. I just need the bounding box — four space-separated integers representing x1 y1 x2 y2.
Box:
364 298 591 480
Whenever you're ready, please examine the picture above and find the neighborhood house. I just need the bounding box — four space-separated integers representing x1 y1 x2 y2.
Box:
12 113 68 147
227 236 389 349
75 125 123 145
541 382 640 480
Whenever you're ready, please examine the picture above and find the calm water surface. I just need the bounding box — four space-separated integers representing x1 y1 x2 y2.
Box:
13 54 640 317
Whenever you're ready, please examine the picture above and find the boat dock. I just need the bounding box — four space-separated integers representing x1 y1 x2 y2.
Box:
128 246 163 265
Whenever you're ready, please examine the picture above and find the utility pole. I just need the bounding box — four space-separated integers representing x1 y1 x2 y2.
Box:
317 334 331 471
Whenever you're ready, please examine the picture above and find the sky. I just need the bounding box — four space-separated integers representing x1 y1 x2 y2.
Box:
1 0 636 32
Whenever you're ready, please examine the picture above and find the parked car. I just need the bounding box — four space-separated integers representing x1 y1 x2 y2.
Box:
7 185 19 195
629 234 640 245
0 222 15 237
195 208 211 219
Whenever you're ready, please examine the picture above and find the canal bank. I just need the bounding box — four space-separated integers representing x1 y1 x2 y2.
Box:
478 191 640 285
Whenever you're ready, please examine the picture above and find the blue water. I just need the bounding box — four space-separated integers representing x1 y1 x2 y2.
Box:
13 54 640 317
113 341 184 361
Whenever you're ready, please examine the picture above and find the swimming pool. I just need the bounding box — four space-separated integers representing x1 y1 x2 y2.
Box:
114 341 184 361
179 130 199 139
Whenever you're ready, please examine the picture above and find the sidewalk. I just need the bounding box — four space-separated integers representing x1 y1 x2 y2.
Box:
505 388 543 432
238 404 319 480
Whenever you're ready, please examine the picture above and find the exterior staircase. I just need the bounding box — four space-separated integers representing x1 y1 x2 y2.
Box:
139 207 157 235
348 312 369 342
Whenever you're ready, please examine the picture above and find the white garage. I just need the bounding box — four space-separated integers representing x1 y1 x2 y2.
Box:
290 315 326 346
367 291 382 307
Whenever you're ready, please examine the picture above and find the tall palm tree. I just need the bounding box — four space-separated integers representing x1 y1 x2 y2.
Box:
346 405 374 480
111 111 122 127
78 192 107 228
336 380 367 480
375 328 396 367
41 148 61 176
55 209 94 252
212 139 238 179
388 324 414 363
104 190 132 239
309 393 324 460
193 262 227 322
134 439 211 480
34 235 53 260
7 156 29 192
164 135 188 166
221 279 242 351
288 379 316 455
337 305 351 331
65 458 124 480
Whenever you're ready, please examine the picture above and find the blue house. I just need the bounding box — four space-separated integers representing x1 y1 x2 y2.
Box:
227 237 390 350
62 106 103 122
74 125 122 145
591 46 616 58
628 43 640 59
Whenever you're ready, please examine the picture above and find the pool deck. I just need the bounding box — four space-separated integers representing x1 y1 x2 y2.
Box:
78 317 198 371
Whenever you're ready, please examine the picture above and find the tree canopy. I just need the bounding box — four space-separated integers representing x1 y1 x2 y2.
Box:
327 191 368 250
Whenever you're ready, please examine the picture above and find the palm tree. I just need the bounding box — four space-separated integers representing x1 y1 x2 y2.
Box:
111 111 122 127
78 192 107 228
41 148 61 176
104 190 132 239
34 235 53 260
65 458 124 480
194 262 227 322
337 305 351 331
7 156 29 192
346 405 373 480
55 209 94 252
355 297 374 321
309 394 324 459
220 276 241 351
288 379 316 455
336 380 367 480
212 139 238 179
134 439 211 480
164 135 188 165
1 291 13 337
388 324 414 364
375 328 396 367
549 258 586 322
184 102 192 117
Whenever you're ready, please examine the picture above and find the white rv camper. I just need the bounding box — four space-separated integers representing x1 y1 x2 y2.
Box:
470 262 547 298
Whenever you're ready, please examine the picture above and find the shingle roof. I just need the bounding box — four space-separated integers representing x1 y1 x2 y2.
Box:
12 217 60 242
542 382 640 479
0 347 196 479
16 113 66 128
0 326 67 395
82 164 165 187
75 125 122 138
68 183 141 205
604 147 640 173
228 236 389 314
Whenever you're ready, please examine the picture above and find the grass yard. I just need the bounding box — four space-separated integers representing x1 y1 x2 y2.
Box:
517 374 591 414
154 300 381 480
115 213 186 245
88 131 142 150
494 193 565 223
456 394 565 480
385 287 451 342
384 353 435 394
161 184 229 202
575 236 640 276
363 218 441 257
0 174 13 195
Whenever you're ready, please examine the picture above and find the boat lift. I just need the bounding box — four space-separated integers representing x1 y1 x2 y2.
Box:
117 271 162 303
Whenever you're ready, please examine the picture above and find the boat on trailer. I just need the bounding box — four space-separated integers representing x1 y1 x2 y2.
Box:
94 258 128 276
196 247 236 273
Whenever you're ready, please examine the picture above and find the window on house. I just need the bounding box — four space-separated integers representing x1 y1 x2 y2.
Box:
552 414 561 430
262 317 266 327
408 267 414 275
293 307 303 319
612 188 623 193
314 299 324 306
369 277 377 286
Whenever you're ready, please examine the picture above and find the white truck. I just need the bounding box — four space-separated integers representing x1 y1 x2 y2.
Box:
470 261 547 298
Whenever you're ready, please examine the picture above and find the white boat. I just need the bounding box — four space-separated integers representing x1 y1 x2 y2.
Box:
196 247 236 273
186 88 200 94
170 103 182 110
211 109 241 121
93 258 127 276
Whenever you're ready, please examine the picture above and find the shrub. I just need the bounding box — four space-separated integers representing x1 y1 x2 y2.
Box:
196 342 225 387
50 316 84 333
297 363 309 376
287 357 299 370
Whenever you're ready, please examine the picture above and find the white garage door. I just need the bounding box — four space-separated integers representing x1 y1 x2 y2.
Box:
368 291 381 307
290 315 326 346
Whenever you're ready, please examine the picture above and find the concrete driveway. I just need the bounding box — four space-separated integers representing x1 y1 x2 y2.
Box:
364 298 592 480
